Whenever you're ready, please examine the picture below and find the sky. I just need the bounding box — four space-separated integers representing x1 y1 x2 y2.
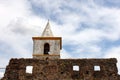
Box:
0 0 120 78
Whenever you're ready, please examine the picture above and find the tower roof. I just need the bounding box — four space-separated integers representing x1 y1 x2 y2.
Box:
41 21 54 37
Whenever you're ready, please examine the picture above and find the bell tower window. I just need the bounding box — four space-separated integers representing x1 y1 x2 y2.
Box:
44 43 50 55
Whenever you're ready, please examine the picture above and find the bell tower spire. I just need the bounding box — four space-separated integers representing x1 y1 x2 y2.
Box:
41 20 53 37
32 21 62 60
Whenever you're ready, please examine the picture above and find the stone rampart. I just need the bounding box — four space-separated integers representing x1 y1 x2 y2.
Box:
1 58 120 80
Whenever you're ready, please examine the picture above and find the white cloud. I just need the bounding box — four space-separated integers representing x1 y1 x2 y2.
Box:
0 0 31 69
0 1 57 75
0 71 4 79
29 0 120 74
0 58 7 78
104 46 120 74
0 0 31 27
60 49 72 59
0 0 120 77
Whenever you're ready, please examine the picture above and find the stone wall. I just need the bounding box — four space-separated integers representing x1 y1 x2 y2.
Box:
33 55 60 60
1 58 120 80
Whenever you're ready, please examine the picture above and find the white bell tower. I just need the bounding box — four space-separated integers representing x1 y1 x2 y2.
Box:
32 21 62 60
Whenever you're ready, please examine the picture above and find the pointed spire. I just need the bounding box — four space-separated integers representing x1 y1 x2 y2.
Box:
41 20 54 37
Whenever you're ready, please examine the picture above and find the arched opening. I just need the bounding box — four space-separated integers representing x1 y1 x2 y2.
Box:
44 43 50 55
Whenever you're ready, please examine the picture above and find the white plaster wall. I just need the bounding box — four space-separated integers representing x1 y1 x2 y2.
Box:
33 40 60 55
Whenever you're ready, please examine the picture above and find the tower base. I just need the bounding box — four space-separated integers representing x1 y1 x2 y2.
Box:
33 54 60 60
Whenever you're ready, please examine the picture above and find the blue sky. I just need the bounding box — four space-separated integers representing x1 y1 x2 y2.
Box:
0 0 120 77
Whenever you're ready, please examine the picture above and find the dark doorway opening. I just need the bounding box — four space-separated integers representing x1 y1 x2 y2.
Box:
44 43 50 55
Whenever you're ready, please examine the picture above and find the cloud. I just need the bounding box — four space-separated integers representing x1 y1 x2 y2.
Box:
0 72 4 79
0 0 31 27
60 49 72 59
104 46 120 74
0 0 31 63
0 0 120 78
94 0 120 8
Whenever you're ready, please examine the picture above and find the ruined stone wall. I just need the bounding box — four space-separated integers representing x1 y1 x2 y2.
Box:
2 58 120 80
